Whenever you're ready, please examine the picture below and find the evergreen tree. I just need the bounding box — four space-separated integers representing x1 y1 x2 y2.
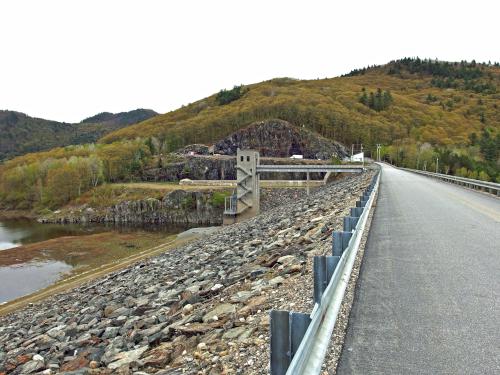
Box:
479 130 497 161
469 132 478 145
382 91 393 108
368 92 375 109
359 88 368 105
360 88 393 111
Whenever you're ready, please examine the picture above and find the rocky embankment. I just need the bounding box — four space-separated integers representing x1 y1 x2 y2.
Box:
0 171 373 375
40 190 226 226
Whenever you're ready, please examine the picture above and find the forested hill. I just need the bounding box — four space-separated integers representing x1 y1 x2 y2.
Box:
99 58 499 179
101 58 499 149
1 58 499 213
0 109 158 160
80 109 158 126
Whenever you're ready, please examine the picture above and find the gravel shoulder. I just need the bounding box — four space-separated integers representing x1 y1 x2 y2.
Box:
321 186 378 374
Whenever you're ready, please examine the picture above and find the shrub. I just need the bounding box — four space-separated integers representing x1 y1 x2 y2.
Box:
210 191 231 208
216 85 245 105
478 171 490 181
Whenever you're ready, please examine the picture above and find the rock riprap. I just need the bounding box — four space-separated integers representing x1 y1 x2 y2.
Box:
0 171 373 375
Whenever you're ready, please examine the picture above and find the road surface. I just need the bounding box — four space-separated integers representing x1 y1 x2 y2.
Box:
337 164 500 374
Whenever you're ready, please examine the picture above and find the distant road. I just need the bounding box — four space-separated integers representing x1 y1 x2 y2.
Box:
338 163 500 374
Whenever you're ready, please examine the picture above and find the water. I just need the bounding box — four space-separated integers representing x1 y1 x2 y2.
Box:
0 220 111 251
0 219 198 304
0 219 193 251
0 261 72 303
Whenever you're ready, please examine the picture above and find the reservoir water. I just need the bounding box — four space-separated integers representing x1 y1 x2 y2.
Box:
0 219 110 250
0 261 73 303
0 219 197 304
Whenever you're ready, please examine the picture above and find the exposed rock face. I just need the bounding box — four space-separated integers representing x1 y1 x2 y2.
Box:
174 144 210 156
144 156 235 181
214 119 348 159
105 190 224 225
41 190 226 225
0 171 374 374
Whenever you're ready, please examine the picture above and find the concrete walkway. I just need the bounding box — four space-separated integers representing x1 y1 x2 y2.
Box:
337 164 500 374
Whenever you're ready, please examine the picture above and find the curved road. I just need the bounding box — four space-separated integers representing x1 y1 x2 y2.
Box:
338 163 500 374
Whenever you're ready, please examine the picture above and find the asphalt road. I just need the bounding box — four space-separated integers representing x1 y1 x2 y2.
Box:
337 164 500 374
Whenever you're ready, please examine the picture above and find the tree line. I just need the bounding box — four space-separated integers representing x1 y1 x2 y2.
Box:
380 128 499 182
0 140 151 210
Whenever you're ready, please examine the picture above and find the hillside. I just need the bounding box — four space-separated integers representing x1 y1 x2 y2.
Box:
1 58 499 212
101 59 500 150
0 109 158 160
80 109 158 127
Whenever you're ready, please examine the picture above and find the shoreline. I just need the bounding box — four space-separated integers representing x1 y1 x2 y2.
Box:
0 228 211 316
0 209 36 220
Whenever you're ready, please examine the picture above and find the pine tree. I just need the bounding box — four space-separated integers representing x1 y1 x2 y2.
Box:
368 92 375 109
359 88 368 105
382 91 393 108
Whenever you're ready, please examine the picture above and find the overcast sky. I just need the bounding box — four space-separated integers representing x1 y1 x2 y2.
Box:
1 0 499 123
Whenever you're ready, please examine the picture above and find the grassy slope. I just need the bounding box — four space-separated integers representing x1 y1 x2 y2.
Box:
100 64 500 151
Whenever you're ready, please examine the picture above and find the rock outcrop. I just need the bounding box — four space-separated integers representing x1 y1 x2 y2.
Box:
0 171 374 374
144 156 235 181
174 144 211 156
40 190 227 226
213 119 348 159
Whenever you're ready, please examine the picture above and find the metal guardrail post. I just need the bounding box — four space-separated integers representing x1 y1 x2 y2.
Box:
280 170 380 374
332 231 342 256
270 310 312 375
313 256 340 304
343 216 359 232
350 207 364 217
356 199 367 208
332 231 353 256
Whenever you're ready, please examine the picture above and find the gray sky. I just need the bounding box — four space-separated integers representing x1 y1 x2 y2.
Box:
1 0 498 123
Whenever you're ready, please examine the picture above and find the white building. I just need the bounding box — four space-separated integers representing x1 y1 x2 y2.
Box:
350 152 364 163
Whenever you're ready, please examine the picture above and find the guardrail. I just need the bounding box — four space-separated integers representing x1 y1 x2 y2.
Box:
399 168 500 196
269 170 380 374
256 165 365 173
224 194 237 215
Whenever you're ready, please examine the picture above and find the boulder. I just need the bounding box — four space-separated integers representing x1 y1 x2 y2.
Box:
202 304 237 323
107 346 148 370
